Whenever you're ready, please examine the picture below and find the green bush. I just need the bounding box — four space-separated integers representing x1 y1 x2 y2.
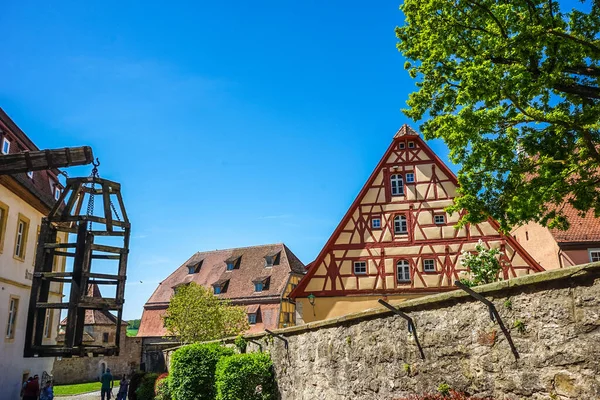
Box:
215 352 275 400
234 335 247 353
169 342 235 400
136 373 159 400
128 371 146 400
154 373 171 400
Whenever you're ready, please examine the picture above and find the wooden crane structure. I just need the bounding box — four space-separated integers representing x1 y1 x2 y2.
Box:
0 146 131 358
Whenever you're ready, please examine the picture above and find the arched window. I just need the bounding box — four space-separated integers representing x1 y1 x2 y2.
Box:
397 260 411 283
394 215 407 235
390 174 404 196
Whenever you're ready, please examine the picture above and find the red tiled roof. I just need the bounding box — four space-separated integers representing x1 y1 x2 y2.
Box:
394 124 419 138
550 204 600 243
138 243 304 337
246 304 260 314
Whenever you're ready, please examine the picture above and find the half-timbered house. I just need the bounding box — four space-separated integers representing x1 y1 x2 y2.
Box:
289 125 543 322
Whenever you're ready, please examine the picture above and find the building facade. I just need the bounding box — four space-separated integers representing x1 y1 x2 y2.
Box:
290 125 543 322
53 284 142 384
137 243 305 371
0 108 68 398
512 204 600 269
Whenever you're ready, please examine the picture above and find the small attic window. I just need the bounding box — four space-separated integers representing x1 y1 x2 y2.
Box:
408 141 415 148
213 279 229 294
399 142 405 149
264 251 281 268
187 260 203 274
225 256 241 271
253 276 271 292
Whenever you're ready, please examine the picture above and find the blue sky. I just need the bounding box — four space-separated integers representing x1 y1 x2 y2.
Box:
0 1 457 319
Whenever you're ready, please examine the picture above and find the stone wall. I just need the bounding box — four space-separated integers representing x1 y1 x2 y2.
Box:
53 334 142 384
166 263 600 400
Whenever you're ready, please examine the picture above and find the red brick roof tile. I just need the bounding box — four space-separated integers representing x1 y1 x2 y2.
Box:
550 204 600 243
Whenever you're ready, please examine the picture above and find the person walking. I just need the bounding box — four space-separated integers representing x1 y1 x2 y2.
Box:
100 368 114 400
40 380 54 400
22 375 40 400
116 375 129 400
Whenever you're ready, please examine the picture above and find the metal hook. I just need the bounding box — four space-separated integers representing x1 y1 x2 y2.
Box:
92 158 100 168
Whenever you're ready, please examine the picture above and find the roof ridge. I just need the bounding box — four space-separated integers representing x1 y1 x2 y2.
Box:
394 124 419 138
194 243 285 255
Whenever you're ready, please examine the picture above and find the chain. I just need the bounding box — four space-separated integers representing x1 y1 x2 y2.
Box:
86 158 123 228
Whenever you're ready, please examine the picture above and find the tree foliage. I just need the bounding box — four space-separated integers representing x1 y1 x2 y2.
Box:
459 240 504 285
163 283 249 343
397 0 600 231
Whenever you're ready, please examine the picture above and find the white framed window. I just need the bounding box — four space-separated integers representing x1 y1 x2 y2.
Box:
394 215 408 235
14 216 29 260
423 259 436 272
399 142 405 149
434 214 446 224
5 297 19 339
248 313 257 324
27 171 33 179
406 173 415 183
372 217 381 229
397 260 411 282
589 249 600 262
1 138 10 155
408 141 415 148
391 174 404 196
354 261 367 274
54 188 61 201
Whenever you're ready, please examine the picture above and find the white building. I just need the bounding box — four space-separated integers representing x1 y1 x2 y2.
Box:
0 108 67 399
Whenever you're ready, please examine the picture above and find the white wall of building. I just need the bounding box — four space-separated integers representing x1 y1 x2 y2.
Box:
0 184 66 399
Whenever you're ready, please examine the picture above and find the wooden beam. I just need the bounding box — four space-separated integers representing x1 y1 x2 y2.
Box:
0 146 94 175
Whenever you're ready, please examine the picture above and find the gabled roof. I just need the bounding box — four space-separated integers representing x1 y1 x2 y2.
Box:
290 125 543 299
143 243 304 305
60 284 127 326
550 204 600 243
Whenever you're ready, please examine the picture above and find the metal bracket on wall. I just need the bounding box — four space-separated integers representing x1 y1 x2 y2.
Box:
378 299 425 360
265 329 288 350
248 339 263 352
454 281 520 360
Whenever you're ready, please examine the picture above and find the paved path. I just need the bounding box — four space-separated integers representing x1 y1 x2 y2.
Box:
56 386 120 400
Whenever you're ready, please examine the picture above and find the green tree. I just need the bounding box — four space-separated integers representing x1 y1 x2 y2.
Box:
163 283 249 343
397 0 600 231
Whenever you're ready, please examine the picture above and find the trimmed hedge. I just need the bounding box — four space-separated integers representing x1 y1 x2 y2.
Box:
136 373 159 400
215 352 275 400
169 343 235 400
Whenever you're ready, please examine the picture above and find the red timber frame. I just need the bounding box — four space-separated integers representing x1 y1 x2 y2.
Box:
290 126 543 299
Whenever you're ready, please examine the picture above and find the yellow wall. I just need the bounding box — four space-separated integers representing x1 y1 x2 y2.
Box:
278 274 301 328
511 222 562 270
297 293 428 323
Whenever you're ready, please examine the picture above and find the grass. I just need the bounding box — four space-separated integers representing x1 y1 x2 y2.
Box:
54 380 119 396
127 328 139 337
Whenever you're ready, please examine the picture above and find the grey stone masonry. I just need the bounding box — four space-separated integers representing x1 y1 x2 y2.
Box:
167 262 600 400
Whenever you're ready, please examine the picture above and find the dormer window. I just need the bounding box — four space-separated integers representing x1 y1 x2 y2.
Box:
253 276 271 292
187 260 203 274
246 304 260 324
390 174 404 196
248 313 257 324
264 251 281 268
225 256 241 271
212 279 229 294
1 137 10 154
